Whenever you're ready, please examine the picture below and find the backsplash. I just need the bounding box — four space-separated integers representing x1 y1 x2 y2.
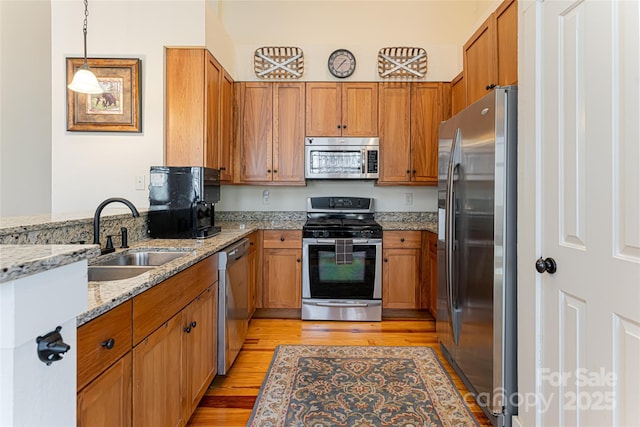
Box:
0 213 148 245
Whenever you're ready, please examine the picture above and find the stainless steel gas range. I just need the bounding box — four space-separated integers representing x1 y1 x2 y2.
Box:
302 197 382 321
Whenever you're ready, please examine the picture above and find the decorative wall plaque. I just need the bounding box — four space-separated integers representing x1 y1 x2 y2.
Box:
377 47 427 79
254 47 304 79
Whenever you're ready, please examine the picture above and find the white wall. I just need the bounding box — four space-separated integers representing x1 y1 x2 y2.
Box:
0 1 52 216
219 182 437 212
50 0 214 215
221 0 496 82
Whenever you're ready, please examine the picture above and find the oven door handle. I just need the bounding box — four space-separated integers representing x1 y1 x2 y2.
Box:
315 238 371 244
315 302 371 307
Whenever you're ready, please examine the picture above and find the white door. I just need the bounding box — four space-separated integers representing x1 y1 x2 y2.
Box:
521 0 640 426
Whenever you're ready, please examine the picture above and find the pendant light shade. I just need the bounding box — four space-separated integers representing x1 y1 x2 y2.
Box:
68 0 103 94
68 64 103 94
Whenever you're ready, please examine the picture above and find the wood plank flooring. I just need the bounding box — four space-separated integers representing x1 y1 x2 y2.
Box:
187 317 492 426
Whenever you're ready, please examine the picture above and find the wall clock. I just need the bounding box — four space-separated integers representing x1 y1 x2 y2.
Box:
328 49 356 78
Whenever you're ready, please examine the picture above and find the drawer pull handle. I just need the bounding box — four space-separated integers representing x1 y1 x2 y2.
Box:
101 338 115 350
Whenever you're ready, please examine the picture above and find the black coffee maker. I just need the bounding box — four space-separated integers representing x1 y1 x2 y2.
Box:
147 166 221 239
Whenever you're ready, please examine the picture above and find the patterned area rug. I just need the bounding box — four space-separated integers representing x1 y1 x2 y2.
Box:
247 345 480 427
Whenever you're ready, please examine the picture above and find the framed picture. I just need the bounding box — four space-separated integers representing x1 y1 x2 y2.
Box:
66 58 141 132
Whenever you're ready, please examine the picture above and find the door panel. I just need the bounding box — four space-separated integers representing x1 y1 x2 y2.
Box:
537 1 640 426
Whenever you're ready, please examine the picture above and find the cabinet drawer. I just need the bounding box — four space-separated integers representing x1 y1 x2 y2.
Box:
263 230 302 249
78 301 132 391
383 231 421 249
133 253 218 345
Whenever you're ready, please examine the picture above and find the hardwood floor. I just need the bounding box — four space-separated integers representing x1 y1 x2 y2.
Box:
187 317 492 426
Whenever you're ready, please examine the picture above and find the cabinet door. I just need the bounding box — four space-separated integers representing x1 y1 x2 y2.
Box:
342 83 378 136
219 70 234 182
495 0 518 86
305 82 342 136
451 72 465 116
463 15 497 106
166 48 206 166
378 83 411 183
382 248 421 309
240 82 273 182
133 314 185 427
78 353 132 427
184 286 217 417
273 83 305 183
205 52 222 170
411 83 441 183
263 248 302 309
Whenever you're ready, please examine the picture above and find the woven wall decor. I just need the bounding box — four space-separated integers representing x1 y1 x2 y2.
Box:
377 47 427 79
254 47 304 79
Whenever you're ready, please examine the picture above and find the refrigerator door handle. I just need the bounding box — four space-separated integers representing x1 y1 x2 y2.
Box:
445 128 461 345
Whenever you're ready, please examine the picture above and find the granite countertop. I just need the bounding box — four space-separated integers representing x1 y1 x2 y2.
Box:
377 220 437 233
0 244 101 283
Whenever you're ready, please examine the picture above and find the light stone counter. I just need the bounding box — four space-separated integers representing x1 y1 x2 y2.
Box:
377 220 437 233
0 244 101 283
80 220 306 326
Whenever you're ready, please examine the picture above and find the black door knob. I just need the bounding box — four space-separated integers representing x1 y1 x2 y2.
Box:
535 257 557 274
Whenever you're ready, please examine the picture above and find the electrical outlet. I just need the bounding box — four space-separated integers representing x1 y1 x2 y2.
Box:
135 175 145 191
404 193 413 205
262 189 270 205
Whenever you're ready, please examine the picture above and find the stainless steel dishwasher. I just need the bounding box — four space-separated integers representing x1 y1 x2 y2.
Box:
217 238 250 375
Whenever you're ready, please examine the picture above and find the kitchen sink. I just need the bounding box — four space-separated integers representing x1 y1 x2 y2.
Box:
88 266 155 281
93 251 190 267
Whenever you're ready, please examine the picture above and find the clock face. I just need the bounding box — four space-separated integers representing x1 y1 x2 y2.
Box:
328 49 356 78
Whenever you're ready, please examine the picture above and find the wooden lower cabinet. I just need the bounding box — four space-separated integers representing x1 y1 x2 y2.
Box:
184 286 217 417
382 231 422 309
262 230 302 309
132 285 217 427
77 353 132 427
133 314 185 427
247 230 261 316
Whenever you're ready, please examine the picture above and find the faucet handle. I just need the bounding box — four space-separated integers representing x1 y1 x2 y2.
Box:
120 227 129 248
105 235 115 251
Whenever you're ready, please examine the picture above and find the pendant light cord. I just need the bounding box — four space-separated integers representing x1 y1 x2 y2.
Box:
82 0 89 65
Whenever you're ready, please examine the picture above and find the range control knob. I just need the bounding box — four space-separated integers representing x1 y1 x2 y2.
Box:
312 230 320 238
322 230 330 238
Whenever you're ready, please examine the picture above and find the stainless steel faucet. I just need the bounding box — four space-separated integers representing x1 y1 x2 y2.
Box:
93 198 140 255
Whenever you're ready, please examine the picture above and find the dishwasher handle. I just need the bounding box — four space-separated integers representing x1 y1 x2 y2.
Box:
219 238 250 267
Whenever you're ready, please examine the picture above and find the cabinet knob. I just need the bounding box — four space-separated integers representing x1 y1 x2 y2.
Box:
342 125 347 129
273 169 278 174
184 326 192 333
296 258 301 263
486 83 497 90
412 170 416 174
400 238 405 242
267 169 271 173
384 258 388 262
101 338 115 350
406 170 411 174
280 236 285 242
191 321 197 329
337 125 341 129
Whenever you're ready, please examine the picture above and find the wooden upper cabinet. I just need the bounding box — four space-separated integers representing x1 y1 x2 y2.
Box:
378 82 441 185
240 82 273 182
378 83 411 183
411 83 441 184
238 82 305 184
495 0 518 86
463 0 517 106
165 48 234 181
464 15 496 106
273 83 305 183
219 70 234 181
451 72 465 116
306 82 377 137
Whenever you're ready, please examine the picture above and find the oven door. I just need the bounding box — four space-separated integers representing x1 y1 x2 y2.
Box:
302 238 382 299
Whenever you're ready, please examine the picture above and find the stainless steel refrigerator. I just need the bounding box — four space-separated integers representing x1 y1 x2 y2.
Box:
436 86 517 427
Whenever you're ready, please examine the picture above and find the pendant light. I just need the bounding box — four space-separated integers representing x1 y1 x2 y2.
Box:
68 0 103 94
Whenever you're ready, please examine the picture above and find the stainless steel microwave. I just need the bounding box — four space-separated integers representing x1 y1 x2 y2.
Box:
304 137 379 179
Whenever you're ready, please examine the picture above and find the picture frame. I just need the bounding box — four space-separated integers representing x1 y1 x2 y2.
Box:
66 58 141 132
